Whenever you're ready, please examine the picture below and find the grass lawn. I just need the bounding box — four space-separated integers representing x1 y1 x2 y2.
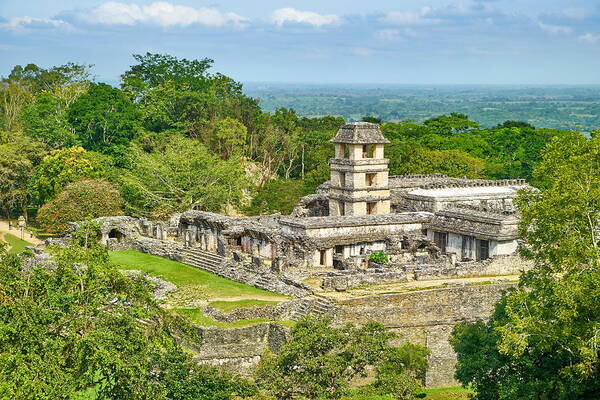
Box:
174 308 271 328
174 308 296 329
208 299 280 312
109 250 288 302
1 233 31 254
423 386 473 400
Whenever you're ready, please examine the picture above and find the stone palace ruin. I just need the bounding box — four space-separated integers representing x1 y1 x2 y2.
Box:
88 122 531 386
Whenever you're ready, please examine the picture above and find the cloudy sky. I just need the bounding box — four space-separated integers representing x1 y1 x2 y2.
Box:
1 0 599 84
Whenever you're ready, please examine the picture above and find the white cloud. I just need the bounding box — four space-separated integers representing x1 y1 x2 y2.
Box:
579 33 600 44
539 22 572 34
381 8 441 26
85 2 247 27
270 8 340 28
0 16 70 31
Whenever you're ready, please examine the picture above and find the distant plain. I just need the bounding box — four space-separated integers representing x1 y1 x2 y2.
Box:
245 83 600 131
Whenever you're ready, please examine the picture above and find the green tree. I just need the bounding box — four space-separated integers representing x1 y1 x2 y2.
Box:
0 132 45 217
0 241 256 400
386 139 485 178
118 136 248 218
67 83 140 157
121 52 214 99
245 179 311 215
37 179 123 234
28 146 108 205
367 343 430 400
450 133 600 400
255 316 427 399
362 116 383 124
0 81 33 131
20 91 79 149
424 113 479 135
1 62 90 132
213 117 247 159
5 62 91 94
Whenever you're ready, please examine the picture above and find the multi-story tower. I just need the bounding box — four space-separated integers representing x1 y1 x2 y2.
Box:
328 122 391 216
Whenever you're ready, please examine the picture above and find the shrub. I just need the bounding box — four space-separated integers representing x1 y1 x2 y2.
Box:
37 179 123 234
369 251 389 264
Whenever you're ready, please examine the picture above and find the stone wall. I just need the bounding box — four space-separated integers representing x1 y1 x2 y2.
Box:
413 255 530 281
191 323 289 375
204 300 301 323
321 270 409 291
189 284 513 387
332 284 514 387
320 255 528 291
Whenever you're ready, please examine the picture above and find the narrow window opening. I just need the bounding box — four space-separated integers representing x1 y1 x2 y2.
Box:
320 250 327 266
367 202 377 215
476 239 490 261
339 172 346 187
343 144 350 159
434 232 448 253
461 235 474 261
366 173 377 187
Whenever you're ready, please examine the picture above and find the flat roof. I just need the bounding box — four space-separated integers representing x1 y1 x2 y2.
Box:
407 185 524 199
280 212 432 229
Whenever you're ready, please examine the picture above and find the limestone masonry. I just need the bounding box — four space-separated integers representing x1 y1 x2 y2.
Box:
81 122 531 387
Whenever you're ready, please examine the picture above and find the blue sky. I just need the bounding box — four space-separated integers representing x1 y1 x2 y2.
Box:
1 0 600 84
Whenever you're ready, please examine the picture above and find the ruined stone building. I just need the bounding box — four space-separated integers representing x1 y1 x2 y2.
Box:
147 122 527 272
92 122 531 387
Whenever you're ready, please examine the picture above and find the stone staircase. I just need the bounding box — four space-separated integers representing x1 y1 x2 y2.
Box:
181 247 225 274
290 296 337 321
254 275 272 290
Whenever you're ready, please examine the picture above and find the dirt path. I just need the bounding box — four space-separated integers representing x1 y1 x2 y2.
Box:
0 220 43 245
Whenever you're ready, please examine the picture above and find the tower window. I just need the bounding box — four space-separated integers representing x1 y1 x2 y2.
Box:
339 201 346 216
339 172 346 187
343 144 350 159
362 144 375 158
367 202 377 215
365 173 377 187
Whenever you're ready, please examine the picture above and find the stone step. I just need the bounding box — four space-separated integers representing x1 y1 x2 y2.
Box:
185 253 224 263
185 259 219 274
186 256 223 266
183 247 222 255
185 252 223 261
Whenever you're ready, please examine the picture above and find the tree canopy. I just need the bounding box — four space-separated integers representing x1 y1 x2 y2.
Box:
0 238 257 400
450 133 600 400
255 316 428 399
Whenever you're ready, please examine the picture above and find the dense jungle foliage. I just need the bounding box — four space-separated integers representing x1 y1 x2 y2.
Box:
1 54 592 232
450 133 600 400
